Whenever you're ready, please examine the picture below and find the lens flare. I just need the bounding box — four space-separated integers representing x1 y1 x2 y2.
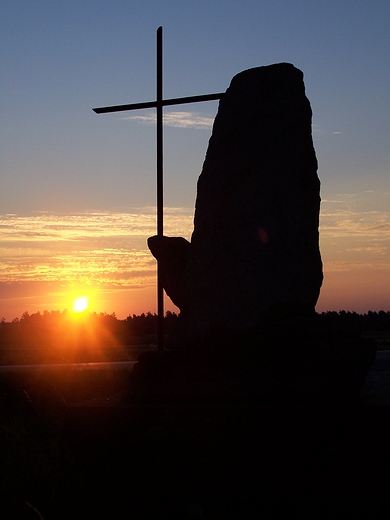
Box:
257 227 269 244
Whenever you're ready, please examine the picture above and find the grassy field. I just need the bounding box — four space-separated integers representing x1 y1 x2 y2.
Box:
1 366 390 519
1 329 389 367
0 341 158 365
1 331 390 517
362 330 390 350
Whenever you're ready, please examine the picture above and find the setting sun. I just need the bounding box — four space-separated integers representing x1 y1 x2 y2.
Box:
73 296 89 313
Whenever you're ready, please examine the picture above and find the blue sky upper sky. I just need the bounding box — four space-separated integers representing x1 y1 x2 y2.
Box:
1 1 389 319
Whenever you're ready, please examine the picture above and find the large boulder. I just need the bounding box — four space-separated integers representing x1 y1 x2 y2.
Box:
150 63 323 346
143 64 377 403
184 63 322 337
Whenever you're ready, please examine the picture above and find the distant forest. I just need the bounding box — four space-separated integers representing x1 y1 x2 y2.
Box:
0 309 389 350
0 310 178 349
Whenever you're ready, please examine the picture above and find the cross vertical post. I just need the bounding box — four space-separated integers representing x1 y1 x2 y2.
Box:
92 27 223 353
156 26 164 351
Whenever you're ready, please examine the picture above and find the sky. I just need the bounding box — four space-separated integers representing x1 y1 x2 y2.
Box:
1 0 389 320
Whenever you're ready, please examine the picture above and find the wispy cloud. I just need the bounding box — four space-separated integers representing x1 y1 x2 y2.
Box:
122 111 214 129
312 123 322 134
311 124 342 135
2 194 388 285
0 209 193 287
1 194 389 317
319 191 390 272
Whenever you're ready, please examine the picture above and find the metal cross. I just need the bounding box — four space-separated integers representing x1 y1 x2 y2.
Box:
93 27 223 351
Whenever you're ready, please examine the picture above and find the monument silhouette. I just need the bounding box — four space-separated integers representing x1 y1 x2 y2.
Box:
145 62 376 404
94 28 376 404
149 62 323 348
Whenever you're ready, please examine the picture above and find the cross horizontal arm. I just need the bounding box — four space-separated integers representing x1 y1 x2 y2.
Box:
93 92 224 114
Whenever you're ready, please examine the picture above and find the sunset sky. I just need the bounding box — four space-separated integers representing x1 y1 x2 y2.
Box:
1 1 389 320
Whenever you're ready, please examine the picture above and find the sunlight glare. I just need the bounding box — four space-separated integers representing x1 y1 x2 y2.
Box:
73 296 89 313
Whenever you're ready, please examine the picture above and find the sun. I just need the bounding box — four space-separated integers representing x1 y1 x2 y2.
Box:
72 296 89 313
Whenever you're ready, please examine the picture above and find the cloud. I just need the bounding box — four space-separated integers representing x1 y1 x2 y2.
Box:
320 192 390 238
311 124 342 135
0 209 193 242
319 191 390 273
122 111 214 129
2 195 388 286
1 194 389 318
0 208 193 287
311 123 322 134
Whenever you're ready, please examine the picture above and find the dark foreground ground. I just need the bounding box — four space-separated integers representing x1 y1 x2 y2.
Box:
1 354 390 519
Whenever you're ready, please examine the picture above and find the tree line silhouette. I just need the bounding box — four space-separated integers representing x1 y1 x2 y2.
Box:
0 309 389 350
0 310 179 349
317 310 390 332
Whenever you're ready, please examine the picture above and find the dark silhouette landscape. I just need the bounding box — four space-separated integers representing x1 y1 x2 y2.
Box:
0 308 389 518
1 57 389 519
1 309 389 364
0 310 178 364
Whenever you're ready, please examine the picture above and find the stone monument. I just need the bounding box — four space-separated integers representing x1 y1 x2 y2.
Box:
143 63 376 403
149 63 323 346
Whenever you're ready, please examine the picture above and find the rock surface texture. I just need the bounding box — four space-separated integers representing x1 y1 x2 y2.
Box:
149 63 323 346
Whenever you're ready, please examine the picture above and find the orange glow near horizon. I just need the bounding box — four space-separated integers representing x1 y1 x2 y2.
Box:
0 194 388 321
